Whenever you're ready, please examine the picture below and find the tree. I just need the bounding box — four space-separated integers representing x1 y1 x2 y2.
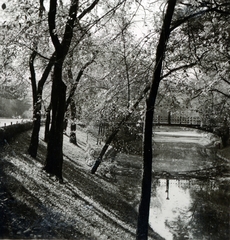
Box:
64 50 96 144
43 0 79 181
28 1 55 158
136 1 230 238
28 52 54 157
170 0 230 126
0 2 34 103
0 0 54 157
136 1 177 239
44 0 110 181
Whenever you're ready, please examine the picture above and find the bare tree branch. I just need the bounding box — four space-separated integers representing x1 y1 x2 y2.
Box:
62 0 79 56
161 62 197 80
220 74 230 85
210 89 230 98
170 2 230 32
78 0 100 20
48 0 61 48
66 54 96 110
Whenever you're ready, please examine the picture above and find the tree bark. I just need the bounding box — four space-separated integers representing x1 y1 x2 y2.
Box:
28 53 55 157
27 3 53 158
136 1 177 239
28 50 39 158
28 112 41 158
44 102 51 142
44 0 79 181
44 61 66 181
44 0 100 180
69 98 77 144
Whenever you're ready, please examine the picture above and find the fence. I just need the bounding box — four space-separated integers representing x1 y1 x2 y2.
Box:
153 115 201 126
95 114 203 141
0 118 30 127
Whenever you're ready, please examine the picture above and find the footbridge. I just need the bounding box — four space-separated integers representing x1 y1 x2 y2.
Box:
153 114 212 132
94 113 217 145
95 113 215 138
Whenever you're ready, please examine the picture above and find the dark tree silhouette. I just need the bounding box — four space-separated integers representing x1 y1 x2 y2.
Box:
43 0 79 181
28 53 55 157
44 0 100 181
136 1 177 239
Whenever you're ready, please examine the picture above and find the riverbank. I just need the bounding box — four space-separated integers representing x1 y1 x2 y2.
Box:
0 127 162 240
217 145 230 175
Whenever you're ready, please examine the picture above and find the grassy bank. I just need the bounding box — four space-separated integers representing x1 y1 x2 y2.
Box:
0 126 162 240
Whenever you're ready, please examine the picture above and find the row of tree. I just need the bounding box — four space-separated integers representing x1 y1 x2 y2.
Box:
1 0 230 239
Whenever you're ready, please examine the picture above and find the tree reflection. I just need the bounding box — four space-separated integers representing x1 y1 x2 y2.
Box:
189 179 230 240
151 178 230 240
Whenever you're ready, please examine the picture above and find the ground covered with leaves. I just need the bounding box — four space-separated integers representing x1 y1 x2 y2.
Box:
0 127 162 240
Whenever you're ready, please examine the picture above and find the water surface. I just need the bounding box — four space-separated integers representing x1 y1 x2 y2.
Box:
148 127 229 239
150 178 229 239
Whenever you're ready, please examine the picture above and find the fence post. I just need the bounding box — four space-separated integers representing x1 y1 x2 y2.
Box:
168 111 171 125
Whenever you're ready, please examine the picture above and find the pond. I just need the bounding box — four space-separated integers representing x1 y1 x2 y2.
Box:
150 178 229 240
149 127 229 240
113 126 229 240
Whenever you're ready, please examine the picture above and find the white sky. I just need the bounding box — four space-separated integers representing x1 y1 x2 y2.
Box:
0 0 7 23
0 0 161 28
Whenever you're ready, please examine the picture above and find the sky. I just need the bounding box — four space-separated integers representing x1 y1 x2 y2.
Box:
0 0 161 29
0 0 7 23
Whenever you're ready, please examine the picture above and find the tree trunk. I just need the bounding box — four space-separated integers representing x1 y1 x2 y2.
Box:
27 4 52 158
91 82 152 174
91 125 121 174
28 53 55 156
44 0 101 180
44 62 66 182
136 1 177 239
28 111 41 158
64 56 96 139
28 50 39 158
44 103 51 142
28 86 44 157
43 0 79 181
69 98 77 145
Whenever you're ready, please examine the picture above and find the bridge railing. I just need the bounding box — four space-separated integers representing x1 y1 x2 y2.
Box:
153 115 201 126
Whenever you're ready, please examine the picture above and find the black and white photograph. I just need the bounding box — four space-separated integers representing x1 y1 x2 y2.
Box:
0 0 229 239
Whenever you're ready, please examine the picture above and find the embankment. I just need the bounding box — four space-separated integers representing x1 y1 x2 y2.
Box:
0 121 33 146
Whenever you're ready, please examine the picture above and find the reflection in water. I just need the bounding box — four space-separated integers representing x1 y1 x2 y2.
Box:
116 127 229 239
150 179 191 240
149 178 230 240
166 179 169 200
148 128 229 239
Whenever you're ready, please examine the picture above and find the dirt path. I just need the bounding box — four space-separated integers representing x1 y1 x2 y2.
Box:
0 129 163 240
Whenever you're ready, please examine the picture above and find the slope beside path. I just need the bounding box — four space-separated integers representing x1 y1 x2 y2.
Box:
0 127 162 240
